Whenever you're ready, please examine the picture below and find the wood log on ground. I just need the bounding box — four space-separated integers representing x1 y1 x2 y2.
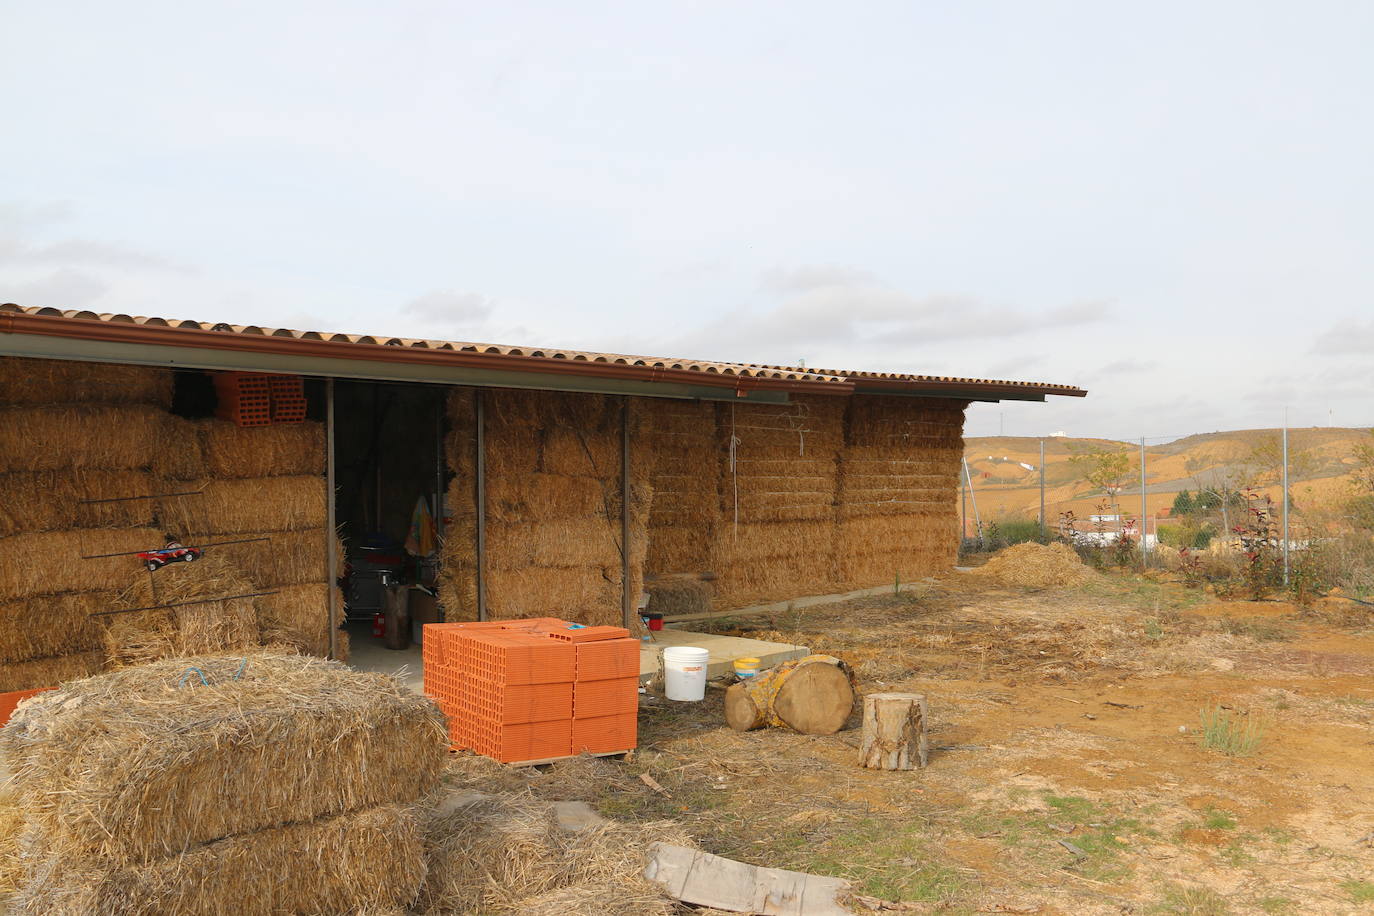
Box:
723 654 854 736
858 692 928 770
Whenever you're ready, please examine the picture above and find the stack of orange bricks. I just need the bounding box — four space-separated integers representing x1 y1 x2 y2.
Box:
422 618 640 764
212 372 308 427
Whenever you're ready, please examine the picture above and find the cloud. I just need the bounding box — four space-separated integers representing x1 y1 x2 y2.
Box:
1311 319 1374 355
659 265 1110 365
399 290 495 335
6 268 108 308
0 200 193 273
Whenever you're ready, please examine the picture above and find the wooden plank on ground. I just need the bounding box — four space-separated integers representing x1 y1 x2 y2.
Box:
643 842 852 915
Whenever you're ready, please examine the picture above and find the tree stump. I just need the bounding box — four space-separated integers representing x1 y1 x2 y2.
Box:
858 692 928 770
723 654 854 736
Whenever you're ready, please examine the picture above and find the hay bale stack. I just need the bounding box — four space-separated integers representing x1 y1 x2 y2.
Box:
640 400 721 586
834 395 966 589
0 357 173 408
968 541 1093 589
0 653 446 916
0 405 168 474
155 417 339 659
440 389 648 627
707 397 846 607
417 793 688 916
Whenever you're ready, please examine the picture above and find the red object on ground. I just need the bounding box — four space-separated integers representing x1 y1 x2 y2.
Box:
645 613 664 631
0 687 54 727
422 618 639 763
372 613 385 638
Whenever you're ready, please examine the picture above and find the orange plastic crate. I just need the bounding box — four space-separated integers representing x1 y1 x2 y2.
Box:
573 676 639 719
575 638 641 681
572 714 637 755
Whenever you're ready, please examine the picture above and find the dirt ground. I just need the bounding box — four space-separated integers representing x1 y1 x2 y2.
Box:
447 566 1374 915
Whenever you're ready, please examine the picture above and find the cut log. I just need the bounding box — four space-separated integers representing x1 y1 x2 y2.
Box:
723 654 854 736
858 692 928 770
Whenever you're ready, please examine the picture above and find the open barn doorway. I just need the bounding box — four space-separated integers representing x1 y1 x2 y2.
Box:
331 379 448 676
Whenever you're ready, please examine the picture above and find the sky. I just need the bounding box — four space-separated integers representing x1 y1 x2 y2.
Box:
2 1 1371 441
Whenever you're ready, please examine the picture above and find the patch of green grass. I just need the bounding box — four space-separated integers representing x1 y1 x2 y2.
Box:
1344 879 1374 903
1144 617 1164 640
1261 826 1295 846
969 794 1143 883
1198 704 1265 756
1218 837 1254 868
1215 616 1294 642
1149 884 1233 915
778 817 968 903
1200 807 1238 830
1256 896 1295 914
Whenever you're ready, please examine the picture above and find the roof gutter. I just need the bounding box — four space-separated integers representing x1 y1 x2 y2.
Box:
0 310 854 400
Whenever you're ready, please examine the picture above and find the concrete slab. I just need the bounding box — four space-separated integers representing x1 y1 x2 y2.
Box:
639 628 808 683
345 623 423 693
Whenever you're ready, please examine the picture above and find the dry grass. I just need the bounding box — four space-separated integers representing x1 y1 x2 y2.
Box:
0 469 158 536
0 358 173 408
156 475 327 537
208 528 335 588
0 527 165 601
0 406 168 473
198 419 324 479
0 789 19 897
8 804 425 916
0 652 104 693
967 541 1095 589
0 653 447 865
256 583 343 656
0 592 111 663
416 791 690 916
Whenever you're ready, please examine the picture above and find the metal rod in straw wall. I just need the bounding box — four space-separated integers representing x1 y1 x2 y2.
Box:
962 458 982 539
475 389 487 621
325 378 338 660
621 397 632 629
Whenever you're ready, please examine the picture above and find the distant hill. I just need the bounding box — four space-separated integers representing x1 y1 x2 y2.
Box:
961 427 1372 526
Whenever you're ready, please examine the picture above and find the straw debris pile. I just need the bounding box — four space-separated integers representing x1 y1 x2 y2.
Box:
417 793 691 916
441 389 650 626
0 653 447 916
156 416 342 658
968 541 1093 589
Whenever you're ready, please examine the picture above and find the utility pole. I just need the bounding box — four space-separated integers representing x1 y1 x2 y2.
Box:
1139 437 1148 568
1038 439 1046 539
1282 416 1290 586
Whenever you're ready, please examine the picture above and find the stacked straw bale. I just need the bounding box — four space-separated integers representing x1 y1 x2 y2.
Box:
440 389 649 627
834 395 965 588
0 653 447 916
155 417 343 659
0 357 251 690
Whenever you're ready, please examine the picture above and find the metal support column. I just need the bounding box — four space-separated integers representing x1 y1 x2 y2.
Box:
621 397 633 629
325 378 338 660
475 390 488 621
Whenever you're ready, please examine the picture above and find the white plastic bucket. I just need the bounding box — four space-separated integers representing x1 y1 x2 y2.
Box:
663 646 710 701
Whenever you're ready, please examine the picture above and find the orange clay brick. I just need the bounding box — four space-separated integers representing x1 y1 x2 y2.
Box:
573 676 639 719
545 625 630 643
466 681 573 725
575 638 640 681
572 714 637 755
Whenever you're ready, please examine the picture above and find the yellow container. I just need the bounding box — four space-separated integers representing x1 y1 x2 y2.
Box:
732 657 760 678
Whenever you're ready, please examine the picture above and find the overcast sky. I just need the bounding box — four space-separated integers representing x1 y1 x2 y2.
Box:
3 1 1371 440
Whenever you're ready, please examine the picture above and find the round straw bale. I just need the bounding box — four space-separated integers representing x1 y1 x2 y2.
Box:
197 419 324 479
0 654 447 867
0 469 158 537
156 476 326 537
0 357 173 408
0 406 168 473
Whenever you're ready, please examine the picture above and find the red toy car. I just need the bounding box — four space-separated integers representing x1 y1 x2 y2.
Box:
138 540 202 572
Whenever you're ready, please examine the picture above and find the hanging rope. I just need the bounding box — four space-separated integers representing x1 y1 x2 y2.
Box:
729 404 741 538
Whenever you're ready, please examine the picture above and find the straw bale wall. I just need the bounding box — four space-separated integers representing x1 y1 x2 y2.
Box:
439 388 648 627
640 393 967 611
834 395 965 587
0 357 338 691
0 654 444 915
156 416 338 660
